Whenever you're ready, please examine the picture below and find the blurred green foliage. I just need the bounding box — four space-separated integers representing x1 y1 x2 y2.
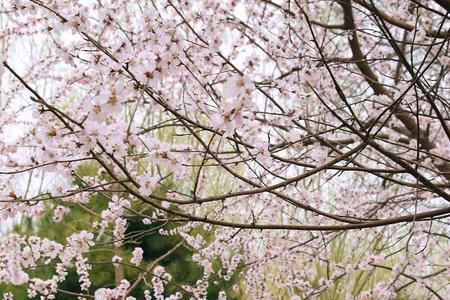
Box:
1 162 242 299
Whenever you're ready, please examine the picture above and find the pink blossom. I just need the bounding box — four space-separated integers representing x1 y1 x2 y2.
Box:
67 231 95 253
131 247 144 266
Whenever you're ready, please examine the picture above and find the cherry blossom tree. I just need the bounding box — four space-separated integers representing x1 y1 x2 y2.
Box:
0 0 450 298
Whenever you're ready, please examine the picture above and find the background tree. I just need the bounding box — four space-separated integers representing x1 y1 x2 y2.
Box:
2 162 241 299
